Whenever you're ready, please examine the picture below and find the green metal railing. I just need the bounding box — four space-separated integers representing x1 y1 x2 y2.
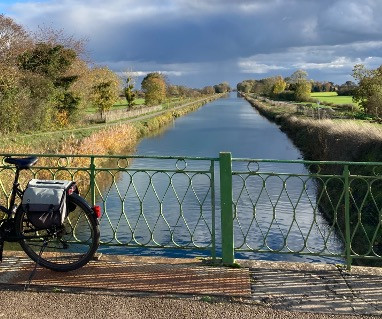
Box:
1 152 381 269
0 153 217 258
228 154 382 269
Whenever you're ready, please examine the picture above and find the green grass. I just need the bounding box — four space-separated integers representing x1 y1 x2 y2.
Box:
310 92 355 105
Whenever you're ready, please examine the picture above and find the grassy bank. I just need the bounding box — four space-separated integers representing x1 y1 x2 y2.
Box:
0 94 222 157
0 94 223 200
242 94 382 266
243 95 382 162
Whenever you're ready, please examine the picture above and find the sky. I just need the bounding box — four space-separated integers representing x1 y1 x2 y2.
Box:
1 0 382 88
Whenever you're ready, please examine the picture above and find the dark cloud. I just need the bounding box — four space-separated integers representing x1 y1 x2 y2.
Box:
3 0 382 87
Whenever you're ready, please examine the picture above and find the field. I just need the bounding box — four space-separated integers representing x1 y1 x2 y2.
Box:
310 92 355 105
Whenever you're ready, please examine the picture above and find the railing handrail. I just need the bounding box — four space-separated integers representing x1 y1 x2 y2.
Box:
2 153 382 167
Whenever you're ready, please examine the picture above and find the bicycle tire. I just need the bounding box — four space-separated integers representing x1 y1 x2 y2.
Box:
15 193 100 272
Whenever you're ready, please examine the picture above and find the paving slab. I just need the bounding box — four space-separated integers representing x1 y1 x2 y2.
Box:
1 252 382 317
239 259 382 316
0 252 251 297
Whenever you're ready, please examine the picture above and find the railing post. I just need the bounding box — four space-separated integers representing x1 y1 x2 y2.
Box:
210 160 216 262
219 152 234 265
90 156 96 207
343 165 352 270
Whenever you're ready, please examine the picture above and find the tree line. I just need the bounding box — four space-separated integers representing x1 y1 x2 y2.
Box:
237 66 382 118
0 15 229 134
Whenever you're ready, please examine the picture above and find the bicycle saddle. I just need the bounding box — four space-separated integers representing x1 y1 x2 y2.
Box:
4 156 38 169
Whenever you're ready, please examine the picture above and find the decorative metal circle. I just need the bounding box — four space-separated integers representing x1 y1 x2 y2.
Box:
117 158 129 168
175 159 187 171
57 157 69 168
247 161 260 173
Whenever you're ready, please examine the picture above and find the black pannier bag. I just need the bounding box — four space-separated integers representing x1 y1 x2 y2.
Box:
22 179 76 229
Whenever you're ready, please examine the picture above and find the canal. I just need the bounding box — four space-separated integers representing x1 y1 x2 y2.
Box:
98 93 343 263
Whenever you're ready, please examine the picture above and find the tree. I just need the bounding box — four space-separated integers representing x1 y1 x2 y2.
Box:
141 72 166 106
18 43 76 79
90 67 120 120
0 15 96 132
0 63 28 132
0 14 31 62
271 76 286 95
201 86 215 95
289 69 308 83
167 85 179 97
294 80 312 102
352 64 382 117
237 80 252 93
17 43 81 123
214 82 230 93
91 81 117 120
124 76 136 109
337 81 357 96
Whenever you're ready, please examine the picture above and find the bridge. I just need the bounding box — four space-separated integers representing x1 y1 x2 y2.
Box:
1 152 381 270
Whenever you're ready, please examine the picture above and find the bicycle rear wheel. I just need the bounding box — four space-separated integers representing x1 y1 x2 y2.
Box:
16 193 100 272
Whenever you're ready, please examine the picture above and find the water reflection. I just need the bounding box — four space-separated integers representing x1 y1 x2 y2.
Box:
98 93 343 264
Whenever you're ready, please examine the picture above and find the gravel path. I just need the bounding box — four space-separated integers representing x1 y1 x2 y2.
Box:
0 290 379 319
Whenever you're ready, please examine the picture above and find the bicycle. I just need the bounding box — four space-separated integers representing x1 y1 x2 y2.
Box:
0 156 100 272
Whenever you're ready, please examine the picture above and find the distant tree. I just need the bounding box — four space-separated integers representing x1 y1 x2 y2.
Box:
167 85 179 97
90 67 120 120
249 81 262 95
141 72 166 106
237 81 252 93
91 81 117 120
272 76 286 95
201 86 215 95
177 85 191 97
289 69 308 83
259 77 276 96
311 81 322 92
337 80 357 96
287 69 308 91
352 64 382 117
323 82 332 92
214 82 230 93
294 80 312 102
237 80 257 93
124 76 136 109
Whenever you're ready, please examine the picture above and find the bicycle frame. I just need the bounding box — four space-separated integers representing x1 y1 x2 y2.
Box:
0 167 23 217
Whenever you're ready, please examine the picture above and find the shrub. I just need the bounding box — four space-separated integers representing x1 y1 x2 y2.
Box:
274 90 295 101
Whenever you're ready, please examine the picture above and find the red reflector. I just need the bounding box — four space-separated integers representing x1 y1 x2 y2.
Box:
67 186 74 195
92 206 101 218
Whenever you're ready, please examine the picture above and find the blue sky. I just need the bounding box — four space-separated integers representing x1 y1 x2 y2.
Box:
2 0 382 88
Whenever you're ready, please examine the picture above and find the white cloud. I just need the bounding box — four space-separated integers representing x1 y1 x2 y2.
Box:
238 61 286 74
294 57 361 70
238 41 382 75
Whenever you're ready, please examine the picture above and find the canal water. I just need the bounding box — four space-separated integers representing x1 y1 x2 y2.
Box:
98 93 343 263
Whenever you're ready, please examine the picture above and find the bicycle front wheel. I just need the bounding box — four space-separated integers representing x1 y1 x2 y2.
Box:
16 193 100 272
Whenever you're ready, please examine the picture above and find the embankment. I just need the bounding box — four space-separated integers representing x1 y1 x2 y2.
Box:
242 94 382 266
1 94 223 157
243 95 382 163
